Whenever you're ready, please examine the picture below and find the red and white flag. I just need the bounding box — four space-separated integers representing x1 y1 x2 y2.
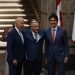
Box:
56 0 63 26
72 12 75 42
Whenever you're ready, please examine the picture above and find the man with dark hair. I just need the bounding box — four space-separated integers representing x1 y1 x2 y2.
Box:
45 13 69 75
48 13 58 22
23 20 44 75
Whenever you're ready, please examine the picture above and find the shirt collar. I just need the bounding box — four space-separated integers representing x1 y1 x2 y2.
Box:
15 26 20 33
52 26 57 31
31 30 35 35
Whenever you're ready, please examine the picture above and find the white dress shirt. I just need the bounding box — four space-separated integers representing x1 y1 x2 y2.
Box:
51 26 57 39
31 30 41 42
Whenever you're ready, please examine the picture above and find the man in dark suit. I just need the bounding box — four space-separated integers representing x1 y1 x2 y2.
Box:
23 20 44 75
45 13 69 75
7 17 26 75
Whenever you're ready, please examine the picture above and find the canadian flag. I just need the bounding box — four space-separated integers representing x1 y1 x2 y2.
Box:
72 12 75 42
56 0 62 26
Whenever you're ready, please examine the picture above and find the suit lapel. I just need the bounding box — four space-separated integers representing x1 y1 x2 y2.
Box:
37 31 42 41
14 29 23 44
55 27 60 42
47 27 52 42
28 30 36 42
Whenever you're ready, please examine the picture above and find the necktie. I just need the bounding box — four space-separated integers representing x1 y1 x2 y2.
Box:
19 31 24 44
35 33 38 42
52 28 55 42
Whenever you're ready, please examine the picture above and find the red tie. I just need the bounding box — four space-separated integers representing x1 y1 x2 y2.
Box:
52 28 55 42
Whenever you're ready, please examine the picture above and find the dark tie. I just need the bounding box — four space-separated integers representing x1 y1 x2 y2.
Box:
19 31 24 44
35 33 38 42
52 28 55 42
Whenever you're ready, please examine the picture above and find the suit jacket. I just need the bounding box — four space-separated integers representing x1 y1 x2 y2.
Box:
23 28 44 61
45 26 69 62
7 28 26 63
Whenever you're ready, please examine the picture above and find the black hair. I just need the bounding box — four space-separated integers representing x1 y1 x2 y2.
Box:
49 12 58 22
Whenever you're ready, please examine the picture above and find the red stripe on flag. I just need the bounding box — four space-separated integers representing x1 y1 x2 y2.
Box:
56 0 61 6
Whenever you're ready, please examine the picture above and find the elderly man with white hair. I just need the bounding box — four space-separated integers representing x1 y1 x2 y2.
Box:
7 17 26 75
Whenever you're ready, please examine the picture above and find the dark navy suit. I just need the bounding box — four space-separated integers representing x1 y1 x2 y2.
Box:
7 28 26 75
23 28 44 75
45 26 69 75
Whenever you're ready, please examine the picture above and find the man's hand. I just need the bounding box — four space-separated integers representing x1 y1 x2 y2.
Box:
12 59 18 65
45 58 47 65
64 57 68 64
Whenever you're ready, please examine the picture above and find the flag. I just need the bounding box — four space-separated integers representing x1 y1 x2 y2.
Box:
72 12 75 42
56 0 63 26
